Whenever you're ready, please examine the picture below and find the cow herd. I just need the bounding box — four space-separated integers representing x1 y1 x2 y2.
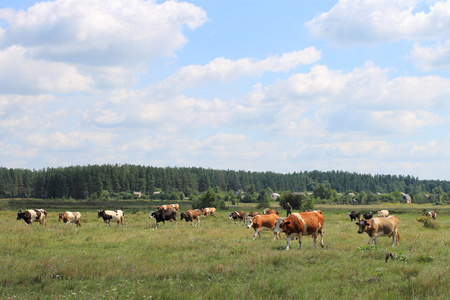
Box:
15 206 439 251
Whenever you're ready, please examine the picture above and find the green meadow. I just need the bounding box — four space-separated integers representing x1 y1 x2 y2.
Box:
0 202 448 299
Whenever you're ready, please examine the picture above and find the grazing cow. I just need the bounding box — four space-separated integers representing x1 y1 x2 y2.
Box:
348 211 361 221
228 211 246 226
16 209 47 226
97 210 125 228
157 204 175 211
263 208 279 215
170 204 180 211
180 209 202 227
149 209 177 228
248 211 260 218
377 210 389 217
363 211 373 220
424 211 437 220
274 210 325 250
59 211 82 227
356 216 400 247
202 207 216 217
246 214 280 240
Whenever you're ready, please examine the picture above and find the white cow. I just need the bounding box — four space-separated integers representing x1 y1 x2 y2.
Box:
377 210 389 217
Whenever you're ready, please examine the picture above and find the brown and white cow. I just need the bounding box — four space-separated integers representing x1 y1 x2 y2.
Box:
202 207 216 217
248 211 260 218
170 204 180 211
424 211 437 220
263 208 279 215
356 216 400 247
17 209 47 226
377 210 389 217
97 210 125 228
246 214 280 240
274 210 325 250
228 211 246 226
59 211 82 227
157 204 175 211
180 209 202 227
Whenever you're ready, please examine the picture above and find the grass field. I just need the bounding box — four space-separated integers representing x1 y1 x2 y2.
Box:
0 202 448 299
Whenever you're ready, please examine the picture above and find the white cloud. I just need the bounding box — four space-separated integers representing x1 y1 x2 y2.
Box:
0 46 93 93
410 41 450 71
159 48 321 91
306 0 450 45
0 0 207 67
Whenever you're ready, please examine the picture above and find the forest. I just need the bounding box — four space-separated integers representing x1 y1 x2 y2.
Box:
1 164 449 205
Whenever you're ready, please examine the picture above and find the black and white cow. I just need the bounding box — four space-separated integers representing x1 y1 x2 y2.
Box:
17 209 47 226
363 211 373 220
97 210 125 227
149 209 177 229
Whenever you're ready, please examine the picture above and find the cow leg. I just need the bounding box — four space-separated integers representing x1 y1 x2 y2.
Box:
298 234 303 250
313 234 318 248
285 237 291 250
391 229 398 247
368 235 377 245
253 228 260 240
319 231 324 247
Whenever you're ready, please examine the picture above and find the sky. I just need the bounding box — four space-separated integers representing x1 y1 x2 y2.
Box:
1 0 450 180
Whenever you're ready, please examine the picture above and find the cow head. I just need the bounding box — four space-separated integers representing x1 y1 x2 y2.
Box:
356 219 370 234
246 216 254 228
97 210 104 218
59 213 64 221
180 212 186 220
149 211 157 219
17 210 25 220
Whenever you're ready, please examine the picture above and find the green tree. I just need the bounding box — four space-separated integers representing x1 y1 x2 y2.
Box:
256 189 271 209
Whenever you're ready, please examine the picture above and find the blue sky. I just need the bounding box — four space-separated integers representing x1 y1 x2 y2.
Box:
1 0 450 180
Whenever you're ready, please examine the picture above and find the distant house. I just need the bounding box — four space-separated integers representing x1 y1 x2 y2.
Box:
401 192 412 204
270 193 280 200
133 192 142 198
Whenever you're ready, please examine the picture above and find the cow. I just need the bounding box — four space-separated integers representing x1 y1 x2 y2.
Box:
424 211 437 220
157 204 175 211
274 210 325 250
97 210 125 228
246 214 280 240
363 211 373 220
228 211 246 226
348 211 361 221
248 211 260 218
16 209 47 226
263 208 279 215
58 211 82 227
356 216 400 247
202 207 216 217
170 204 180 211
180 209 202 227
377 210 389 217
149 209 177 229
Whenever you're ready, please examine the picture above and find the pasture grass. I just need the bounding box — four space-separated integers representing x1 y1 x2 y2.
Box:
0 204 448 299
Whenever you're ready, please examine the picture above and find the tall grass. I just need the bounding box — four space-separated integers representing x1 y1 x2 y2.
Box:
0 205 448 299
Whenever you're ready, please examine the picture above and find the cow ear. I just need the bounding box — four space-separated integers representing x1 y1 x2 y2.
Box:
284 221 291 226
355 222 359 225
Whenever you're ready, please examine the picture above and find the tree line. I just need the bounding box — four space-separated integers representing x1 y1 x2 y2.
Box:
0 165 449 202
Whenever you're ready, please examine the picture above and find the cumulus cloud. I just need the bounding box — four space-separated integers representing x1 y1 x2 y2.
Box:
159 48 321 92
410 41 450 71
0 0 207 90
306 0 450 45
0 46 93 93
0 0 207 66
